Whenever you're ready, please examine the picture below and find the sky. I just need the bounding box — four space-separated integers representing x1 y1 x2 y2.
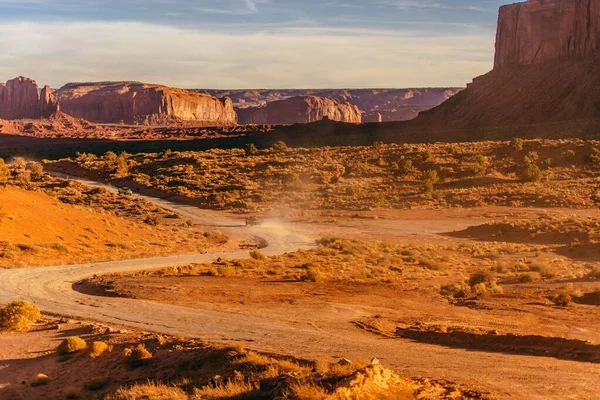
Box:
0 0 508 89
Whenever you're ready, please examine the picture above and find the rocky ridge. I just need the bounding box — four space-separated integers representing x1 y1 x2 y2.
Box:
207 88 461 123
236 96 362 125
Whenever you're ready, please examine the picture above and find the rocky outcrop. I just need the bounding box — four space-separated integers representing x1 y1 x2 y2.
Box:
236 96 362 125
55 82 236 125
495 0 600 68
0 77 58 119
207 88 461 122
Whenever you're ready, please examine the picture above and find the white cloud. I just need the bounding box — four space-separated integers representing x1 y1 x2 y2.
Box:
0 21 494 89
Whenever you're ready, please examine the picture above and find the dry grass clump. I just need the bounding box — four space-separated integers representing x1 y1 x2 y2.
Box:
90 341 110 358
0 300 41 331
31 373 50 387
57 336 88 355
107 382 187 400
194 372 258 399
124 344 153 368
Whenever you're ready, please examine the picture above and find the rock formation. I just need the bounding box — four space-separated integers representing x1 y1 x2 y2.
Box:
401 0 600 138
0 77 58 119
495 0 600 68
55 82 236 125
236 96 362 125
207 88 461 122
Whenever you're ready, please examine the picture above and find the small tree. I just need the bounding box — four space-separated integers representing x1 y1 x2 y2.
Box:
422 169 439 193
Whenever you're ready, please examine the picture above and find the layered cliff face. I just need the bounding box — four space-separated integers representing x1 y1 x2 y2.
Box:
207 88 460 123
398 0 600 138
0 77 58 119
495 0 600 68
55 82 236 125
236 96 362 125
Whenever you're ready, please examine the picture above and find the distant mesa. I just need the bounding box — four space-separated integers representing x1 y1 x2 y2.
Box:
208 88 461 124
236 96 362 125
0 77 58 120
55 82 237 125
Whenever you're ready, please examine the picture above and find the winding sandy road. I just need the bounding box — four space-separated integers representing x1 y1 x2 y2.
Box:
1 176 599 399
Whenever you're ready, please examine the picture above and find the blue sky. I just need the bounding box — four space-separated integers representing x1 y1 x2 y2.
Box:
0 0 508 88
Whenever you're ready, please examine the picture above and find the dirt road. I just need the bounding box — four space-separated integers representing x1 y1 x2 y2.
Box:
0 176 598 399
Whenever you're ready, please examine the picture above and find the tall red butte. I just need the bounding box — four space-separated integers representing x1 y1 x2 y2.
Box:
0 77 58 120
495 0 600 68
408 0 600 136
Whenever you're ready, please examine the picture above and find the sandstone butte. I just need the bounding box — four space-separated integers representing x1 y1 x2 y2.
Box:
54 81 237 125
402 0 600 135
495 0 600 68
236 96 362 125
0 77 58 120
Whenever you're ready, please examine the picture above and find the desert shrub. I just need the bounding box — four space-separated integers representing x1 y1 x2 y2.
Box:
31 373 50 387
301 264 325 283
469 270 496 287
511 138 524 151
126 344 153 368
519 272 541 283
0 158 10 183
443 270 502 299
108 382 187 400
472 154 489 177
209 264 237 278
422 170 439 193
522 154 543 182
245 143 258 156
0 300 41 331
249 250 267 261
440 282 471 298
398 159 415 176
143 214 162 226
58 337 88 355
282 173 305 190
422 150 433 163
588 147 600 167
26 162 44 181
86 376 109 391
271 141 288 153
529 263 556 279
90 341 109 358
552 292 572 306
